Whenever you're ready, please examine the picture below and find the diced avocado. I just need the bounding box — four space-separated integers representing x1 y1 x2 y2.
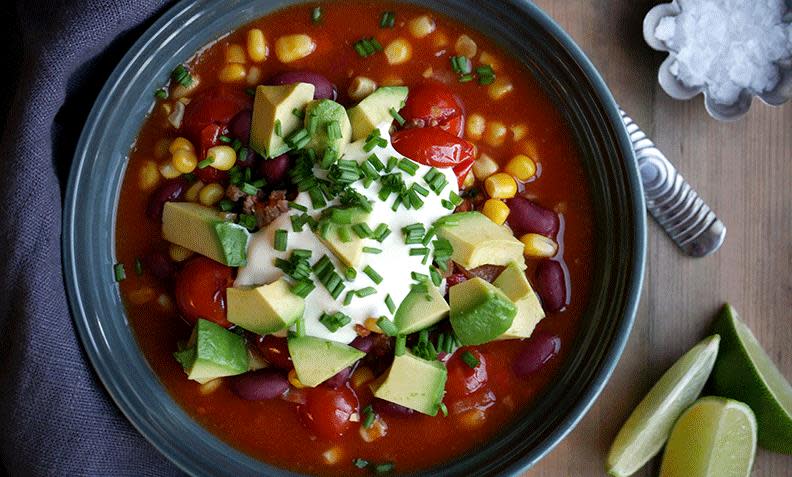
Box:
394 284 450 334
173 319 249 384
436 211 525 270
315 207 370 267
347 86 408 141
288 336 365 387
304 99 352 156
449 277 517 345
372 351 447 416
162 202 249 266
492 261 545 340
227 278 304 335
250 82 315 158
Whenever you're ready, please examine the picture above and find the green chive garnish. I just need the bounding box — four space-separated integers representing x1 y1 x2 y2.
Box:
113 263 126 282
430 266 441 286
288 201 308 212
319 311 352 332
134 258 143 276
461 350 480 369
170 64 193 87
345 267 357 281
356 287 376 297
311 6 322 23
362 405 376 428
389 107 405 126
395 335 406 356
362 246 382 254
439 402 448 417
376 316 397 336
197 156 214 169
274 229 288 251
374 462 395 474
291 280 315 298
409 247 429 256
295 317 306 337
385 294 396 314
353 458 369 469
154 88 168 100
379 11 395 28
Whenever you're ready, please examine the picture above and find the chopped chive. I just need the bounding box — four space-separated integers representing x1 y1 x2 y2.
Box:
458 73 474 83
319 311 352 332
295 317 306 337
356 287 376 297
362 246 382 254
274 229 288 251
274 119 282 137
154 88 168 100
362 405 376 428
238 213 257 231
476 64 496 85
288 201 308 212
353 458 369 469
439 402 448 417
241 182 259 195
218 135 232 143
353 37 381 57
374 462 395 474
343 290 355 306
389 107 405 126
351 223 373 239
430 266 441 286
379 11 395 28
363 265 382 284
306 113 318 135
441 199 455 210
372 223 390 241
197 156 214 169
113 263 126 282
409 247 429 256
327 120 342 140
397 158 418 176
411 272 429 282
412 183 430 196
134 258 143 276
395 335 406 356
311 6 322 23
338 226 352 243
385 294 396 314
421 227 436 245
292 107 305 120
376 316 397 336
291 280 315 298
461 350 480 369
386 156 398 171
345 266 357 281
449 191 463 206
170 64 193 87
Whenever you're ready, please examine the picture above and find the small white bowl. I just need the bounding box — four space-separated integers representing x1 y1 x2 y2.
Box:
643 0 792 121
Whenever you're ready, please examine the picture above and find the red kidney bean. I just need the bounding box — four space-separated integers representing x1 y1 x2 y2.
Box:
372 398 415 417
505 196 560 238
255 335 293 370
513 331 561 378
267 71 337 100
231 369 289 400
236 147 258 169
535 259 568 313
145 178 186 221
349 334 376 354
259 154 291 184
228 109 252 143
324 366 353 389
446 273 468 287
141 252 177 280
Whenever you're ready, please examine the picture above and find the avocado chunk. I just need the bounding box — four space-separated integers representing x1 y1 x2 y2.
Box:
315 206 370 267
162 202 250 266
173 319 249 384
394 283 450 334
304 99 352 156
372 351 447 416
449 277 517 345
436 211 525 270
288 336 365 387
347 86 408 141
227 278 304 335
492 261 545 340
250 82 315 157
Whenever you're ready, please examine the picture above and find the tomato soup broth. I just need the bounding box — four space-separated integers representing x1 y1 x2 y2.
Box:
115 2 595 475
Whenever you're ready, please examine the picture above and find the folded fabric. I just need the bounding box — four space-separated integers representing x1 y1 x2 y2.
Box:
0 1 183 475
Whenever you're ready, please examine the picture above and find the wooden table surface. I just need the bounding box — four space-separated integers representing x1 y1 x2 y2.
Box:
525 1 792 476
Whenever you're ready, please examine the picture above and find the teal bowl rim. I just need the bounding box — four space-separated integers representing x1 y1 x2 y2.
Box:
62 0 646 476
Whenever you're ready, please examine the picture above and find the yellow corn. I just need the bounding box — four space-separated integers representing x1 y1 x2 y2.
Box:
158 161 182 179
478 50 499 70
246 65 261 86
321 446 343 465
364 317 382 333
472 153 499 181
351 367 375 388
168 137 194 154
359 416 388 442
481 199 510 225
184 180 204 202
348 76 377 101
511 124 528 142
275 34 316 63
454 34 477 58
520 233 558 258
422 67 434 78
169 243 194 262
408 15 436 38
384 38 412 65
484 120 508 147
199 378 223 395
432 31 449 49
225 43 246 64
127 287 156 305
171 75 200 100
218 63 246 83
381 76 404 86
138 160 161 191
206 145 236 171
462 170 475 189
458 409 486 430
484 172 517 199
246 28 268 62
488 76 513 100
171 148 198 174
505 154 537 181
199 183 225 206
288 369 305 388
465 113 486 141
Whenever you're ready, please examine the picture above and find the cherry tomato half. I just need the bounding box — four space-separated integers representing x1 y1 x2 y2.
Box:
444 348 489 403
392 127 475 169
400 81 465 137
298 385 358 439
174 256 234 328
182 86 250 149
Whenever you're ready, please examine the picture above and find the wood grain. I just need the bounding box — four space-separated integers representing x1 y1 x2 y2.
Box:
526 1 792 476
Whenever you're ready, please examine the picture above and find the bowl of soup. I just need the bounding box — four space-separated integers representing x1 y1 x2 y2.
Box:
63 0 646 475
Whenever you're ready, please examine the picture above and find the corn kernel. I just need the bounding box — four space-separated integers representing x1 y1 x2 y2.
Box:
381 76 404 86
359 416 388 443
384 38 412 65
288 369 305 388
199 378 223 395
246 28 268 62
484 172 517 199
484 120 508 147
478 51 499 70
206 145 237 170
275 34 316 63
408 15 436 38
481 199 510 225
364 317 382 333
511 124 528 142
138 160 161 191
218 63 246 83
169 243 194 262
171 148 198 174
459 409 486 429
199 183 225 206
465 113 486 141
454 34 477 58
422 67 434 78
505 154 537 181
432 31 449 49
184 180 204 202
157 293 175 313
225 43 246 64
171 75 199 100
246 65 261 86
321 446 343 465
488 76 513 100
462 170 475 189
351 367 375 388
520 233 558 258
127 287 156 305
159 161 181 179
472 153 499 181
168 137 194 154
348 76 377 101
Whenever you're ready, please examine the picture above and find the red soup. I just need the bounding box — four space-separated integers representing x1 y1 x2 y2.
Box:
115 1 594 475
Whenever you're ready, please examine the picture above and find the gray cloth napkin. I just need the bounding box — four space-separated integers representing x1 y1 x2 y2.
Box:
0 1 184 475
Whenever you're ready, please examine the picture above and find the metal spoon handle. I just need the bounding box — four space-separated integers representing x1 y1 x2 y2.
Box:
619 109 726 257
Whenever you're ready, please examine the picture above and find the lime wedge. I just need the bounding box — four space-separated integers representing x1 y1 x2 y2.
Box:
660 396 756 477
606 335 720 477
709 304 792 453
